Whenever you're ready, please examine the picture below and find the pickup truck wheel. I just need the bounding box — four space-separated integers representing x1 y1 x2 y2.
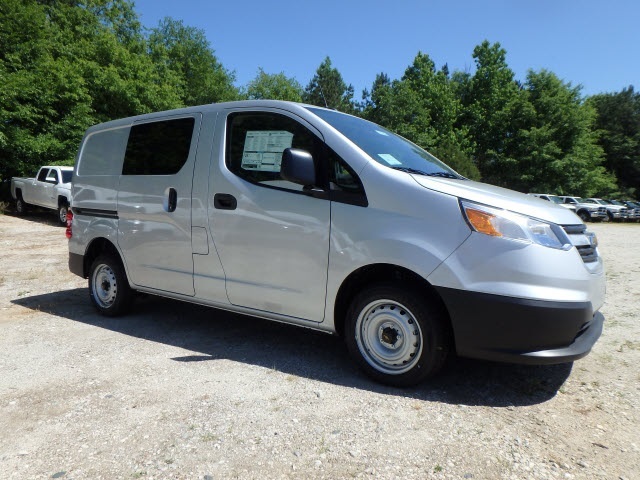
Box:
89 254 132 317
15 197 27 215
58 203 69 225
345 284 450 387
578 210 590 222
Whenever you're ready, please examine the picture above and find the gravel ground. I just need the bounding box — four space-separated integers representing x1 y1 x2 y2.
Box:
0 212 638 480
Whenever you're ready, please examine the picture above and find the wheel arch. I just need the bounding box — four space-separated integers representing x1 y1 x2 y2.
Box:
82 237 123 278
333 263 452 340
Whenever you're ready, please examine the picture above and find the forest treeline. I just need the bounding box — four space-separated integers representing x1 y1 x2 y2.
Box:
1 0 639 198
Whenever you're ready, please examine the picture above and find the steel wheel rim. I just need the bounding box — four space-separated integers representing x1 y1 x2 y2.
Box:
92 264 118 308
355 299 423 375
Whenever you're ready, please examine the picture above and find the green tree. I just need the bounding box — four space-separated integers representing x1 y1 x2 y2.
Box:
245 68 303 101
303 57 356 113
590 86 640 197
505 70 617 196
148 17 238 106
362 55 479 179
0 0 186 181
457 41 521 184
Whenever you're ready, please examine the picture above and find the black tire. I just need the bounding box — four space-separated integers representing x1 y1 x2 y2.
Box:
15 195 27 215
577 210 590 222
344 283 450 387
88 254 133 317
57 202 69 225
607 211 615 222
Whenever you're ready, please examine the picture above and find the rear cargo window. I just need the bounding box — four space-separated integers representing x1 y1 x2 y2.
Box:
123 117 195 175
78 127 129 176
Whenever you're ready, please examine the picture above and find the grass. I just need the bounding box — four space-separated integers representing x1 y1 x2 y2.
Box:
618 340 640 352
200 433 218 442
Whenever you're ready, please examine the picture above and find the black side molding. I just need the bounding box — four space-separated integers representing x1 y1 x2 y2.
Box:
73 208 118 219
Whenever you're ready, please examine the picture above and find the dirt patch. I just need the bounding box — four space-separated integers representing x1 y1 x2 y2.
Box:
0 214 638 479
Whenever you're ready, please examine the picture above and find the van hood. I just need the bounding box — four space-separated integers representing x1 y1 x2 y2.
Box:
411 176 582 225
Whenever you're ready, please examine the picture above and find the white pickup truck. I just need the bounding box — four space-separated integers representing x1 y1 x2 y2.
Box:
11 166 73 225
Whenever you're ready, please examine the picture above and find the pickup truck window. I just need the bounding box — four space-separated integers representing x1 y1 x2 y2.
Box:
49 169 59 184
61 170 73 183
37 169 49 182
226 112 322 191
123 117 195 175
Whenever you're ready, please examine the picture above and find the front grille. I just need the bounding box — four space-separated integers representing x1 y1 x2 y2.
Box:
562 224 599 263
598 207 607 215
576 245 598 263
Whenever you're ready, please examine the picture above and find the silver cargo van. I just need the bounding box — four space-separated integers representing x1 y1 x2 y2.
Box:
68 101 605 386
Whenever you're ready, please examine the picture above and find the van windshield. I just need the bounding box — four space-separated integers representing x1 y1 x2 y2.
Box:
307 108 463 179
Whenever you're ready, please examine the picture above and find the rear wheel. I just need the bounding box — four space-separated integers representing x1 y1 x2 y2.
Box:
89 254 133 316
58 202 69 225
15 196 27 215
345 283 450 387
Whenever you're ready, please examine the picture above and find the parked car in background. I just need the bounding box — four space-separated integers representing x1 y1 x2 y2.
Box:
613 200 640 221
528 193 577 212
584 198 629 222
559 196 608 222
11 166 73 225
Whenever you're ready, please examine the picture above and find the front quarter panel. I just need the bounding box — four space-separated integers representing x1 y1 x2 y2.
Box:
324 164 471 329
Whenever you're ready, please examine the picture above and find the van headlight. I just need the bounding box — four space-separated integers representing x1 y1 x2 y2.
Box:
460 200 571 250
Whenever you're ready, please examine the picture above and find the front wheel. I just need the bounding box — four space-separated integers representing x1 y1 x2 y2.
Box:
344 284 450 387
58 203 69 225
89 254 133 316
577 210 590 222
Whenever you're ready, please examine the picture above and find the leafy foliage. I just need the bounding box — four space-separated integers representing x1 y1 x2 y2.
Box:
0 0 231 181
148 17 238 106
303 57 356 113
245 68 303 102
590 87 640 197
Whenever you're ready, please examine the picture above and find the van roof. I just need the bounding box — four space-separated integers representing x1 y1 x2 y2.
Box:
84 100 324 133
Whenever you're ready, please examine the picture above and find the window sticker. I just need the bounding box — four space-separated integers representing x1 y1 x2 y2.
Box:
241 130 294 172
377 153 402 166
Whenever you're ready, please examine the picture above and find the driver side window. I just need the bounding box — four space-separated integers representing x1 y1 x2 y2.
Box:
226 112 321 192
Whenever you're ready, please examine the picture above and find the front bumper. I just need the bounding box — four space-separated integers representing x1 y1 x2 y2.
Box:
588 211 607 219
435 287 603 364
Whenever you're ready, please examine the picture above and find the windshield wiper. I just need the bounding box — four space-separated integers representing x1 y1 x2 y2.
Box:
390 167 462 179
423 171 462 179
390 166 430 175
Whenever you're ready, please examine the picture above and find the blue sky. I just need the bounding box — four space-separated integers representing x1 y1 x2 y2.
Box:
133 0 639 98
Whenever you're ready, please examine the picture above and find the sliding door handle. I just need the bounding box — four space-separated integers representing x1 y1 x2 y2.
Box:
167 187 177 212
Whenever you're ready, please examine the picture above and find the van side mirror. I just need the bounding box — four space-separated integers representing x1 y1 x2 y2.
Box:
281 148 316 187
